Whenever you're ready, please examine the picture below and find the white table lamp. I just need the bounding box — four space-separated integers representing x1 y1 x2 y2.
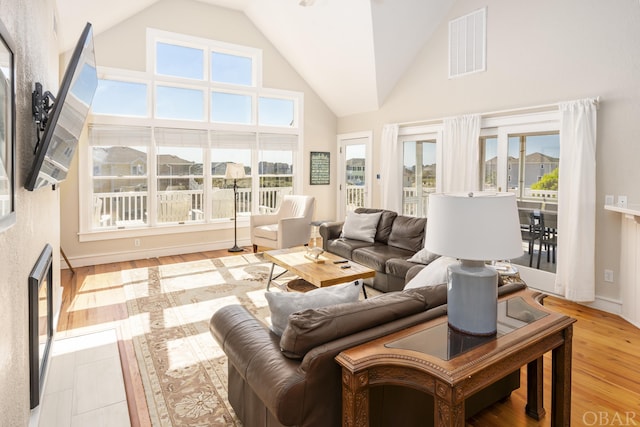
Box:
425 192 523 336
225 163 246 252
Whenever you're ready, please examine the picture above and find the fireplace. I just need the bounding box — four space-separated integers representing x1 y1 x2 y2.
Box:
28 244 53 409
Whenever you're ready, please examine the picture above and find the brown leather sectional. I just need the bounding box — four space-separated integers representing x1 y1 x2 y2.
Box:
319 208 431 293
210 281 526 426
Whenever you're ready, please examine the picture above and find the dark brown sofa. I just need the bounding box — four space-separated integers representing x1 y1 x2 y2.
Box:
210 281 526 427
319 208 428 293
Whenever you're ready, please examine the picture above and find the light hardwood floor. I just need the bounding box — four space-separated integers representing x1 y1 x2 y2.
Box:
58 249 640 426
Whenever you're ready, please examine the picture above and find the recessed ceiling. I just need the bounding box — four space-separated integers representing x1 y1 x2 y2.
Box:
55 0 453 117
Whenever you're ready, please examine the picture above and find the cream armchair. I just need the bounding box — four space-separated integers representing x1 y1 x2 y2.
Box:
250 195 316 253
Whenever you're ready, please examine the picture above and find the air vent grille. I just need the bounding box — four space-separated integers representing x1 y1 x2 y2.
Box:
449 8 486 78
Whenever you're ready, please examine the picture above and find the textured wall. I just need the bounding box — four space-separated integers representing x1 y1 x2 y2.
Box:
0 0 61 424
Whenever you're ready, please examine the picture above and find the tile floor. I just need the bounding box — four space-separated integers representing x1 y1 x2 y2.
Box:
31 329 131 427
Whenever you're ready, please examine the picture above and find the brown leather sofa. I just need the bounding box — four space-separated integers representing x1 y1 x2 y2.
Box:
210 281 525 427
319 208 428 293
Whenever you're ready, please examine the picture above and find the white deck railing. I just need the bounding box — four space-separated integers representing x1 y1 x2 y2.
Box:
92 186 293 228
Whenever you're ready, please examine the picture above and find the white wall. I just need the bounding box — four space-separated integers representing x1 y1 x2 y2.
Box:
0 0 62 424
59 0 337 267
337 0 640 306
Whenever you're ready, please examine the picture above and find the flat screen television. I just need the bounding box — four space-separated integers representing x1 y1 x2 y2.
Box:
25 22 97 191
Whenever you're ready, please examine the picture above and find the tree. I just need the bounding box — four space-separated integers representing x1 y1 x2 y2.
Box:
531 167 558 190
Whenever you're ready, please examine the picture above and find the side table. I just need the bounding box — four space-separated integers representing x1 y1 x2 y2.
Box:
336 289 576 426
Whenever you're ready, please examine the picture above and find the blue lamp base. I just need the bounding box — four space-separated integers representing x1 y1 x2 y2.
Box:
447 259 498 336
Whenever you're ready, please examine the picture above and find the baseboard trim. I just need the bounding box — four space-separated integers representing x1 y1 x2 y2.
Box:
60 238 252 269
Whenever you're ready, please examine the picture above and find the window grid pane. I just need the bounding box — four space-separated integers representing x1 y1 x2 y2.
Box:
92 146 148 229
402 140 435 217
211 149 252 219
259 97 294 127
156 42 204 80
211 52 252 86
481 137 498 191
92 80 148 117
156 86 204 121
211 91 252 124
259 149 293 212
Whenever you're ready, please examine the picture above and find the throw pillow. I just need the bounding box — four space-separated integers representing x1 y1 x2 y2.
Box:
340 211 383 243
265 279 363 336
404 256 458 289
408 247 440 265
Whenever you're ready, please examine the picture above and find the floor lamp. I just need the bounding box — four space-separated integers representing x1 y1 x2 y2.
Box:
225 163 246 252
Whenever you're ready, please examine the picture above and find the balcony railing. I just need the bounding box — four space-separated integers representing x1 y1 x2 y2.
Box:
345 185 365 211
402 186 435 217
92 186 293 229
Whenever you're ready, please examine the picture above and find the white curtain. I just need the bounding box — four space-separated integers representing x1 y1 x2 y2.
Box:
442 115 481 192
555 98 597 301
380 124 402 213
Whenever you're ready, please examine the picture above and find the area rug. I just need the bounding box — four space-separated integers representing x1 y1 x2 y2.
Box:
123 253 292 426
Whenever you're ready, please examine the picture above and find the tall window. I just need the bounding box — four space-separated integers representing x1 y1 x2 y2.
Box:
82 30 302 237
403 139 436 216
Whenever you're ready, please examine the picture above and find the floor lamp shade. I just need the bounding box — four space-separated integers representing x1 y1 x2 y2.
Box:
425 192 523 335
225 163 246 252
225 163 246 180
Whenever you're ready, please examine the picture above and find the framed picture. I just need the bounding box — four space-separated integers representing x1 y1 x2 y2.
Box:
310 151 330 185
0 19 16 232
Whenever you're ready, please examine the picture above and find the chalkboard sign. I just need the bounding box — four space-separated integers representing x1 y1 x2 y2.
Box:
310 151 330 185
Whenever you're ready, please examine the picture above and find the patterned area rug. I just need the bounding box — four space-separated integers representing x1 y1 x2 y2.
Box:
123 253 291 426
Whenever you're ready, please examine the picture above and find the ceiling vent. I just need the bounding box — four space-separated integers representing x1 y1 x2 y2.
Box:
449 7 486 78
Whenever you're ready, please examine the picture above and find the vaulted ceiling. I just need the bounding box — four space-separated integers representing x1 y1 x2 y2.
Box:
55 0 454 117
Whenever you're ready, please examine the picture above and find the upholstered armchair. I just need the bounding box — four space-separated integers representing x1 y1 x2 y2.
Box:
250 195 316 253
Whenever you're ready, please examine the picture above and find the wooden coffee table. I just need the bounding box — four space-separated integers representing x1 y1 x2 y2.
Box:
263 246 375 294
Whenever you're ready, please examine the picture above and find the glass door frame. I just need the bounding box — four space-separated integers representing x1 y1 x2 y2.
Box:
489 121 561 294
336 131 373 220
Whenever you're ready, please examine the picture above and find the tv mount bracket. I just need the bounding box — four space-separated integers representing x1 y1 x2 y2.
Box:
32 82 56 153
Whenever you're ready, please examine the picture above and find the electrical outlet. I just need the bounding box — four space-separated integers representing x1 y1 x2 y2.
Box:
605 195 614 206
618 195 628 208
604 269 614 283
134 238 141 247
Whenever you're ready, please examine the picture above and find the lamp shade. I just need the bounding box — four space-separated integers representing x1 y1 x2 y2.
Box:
425 192 523 261
225 163 246 180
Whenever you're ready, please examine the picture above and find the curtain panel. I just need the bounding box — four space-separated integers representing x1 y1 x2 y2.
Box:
555 98 598 301
380 124 402 213
442 115 481 193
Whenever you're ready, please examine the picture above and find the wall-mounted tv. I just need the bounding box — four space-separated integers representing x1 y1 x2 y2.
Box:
25 22 98 191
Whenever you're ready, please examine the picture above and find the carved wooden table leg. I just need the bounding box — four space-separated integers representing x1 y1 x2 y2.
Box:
434 380 464 427
341 368 369 427
525 357 546 420
551 324 573 427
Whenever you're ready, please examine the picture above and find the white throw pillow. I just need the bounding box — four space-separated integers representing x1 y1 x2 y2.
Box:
404 256 458 289
408 247 440 265
340 211 383 243
265 279 363 335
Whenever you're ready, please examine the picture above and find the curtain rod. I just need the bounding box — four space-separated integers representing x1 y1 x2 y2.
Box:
398 97 599 128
